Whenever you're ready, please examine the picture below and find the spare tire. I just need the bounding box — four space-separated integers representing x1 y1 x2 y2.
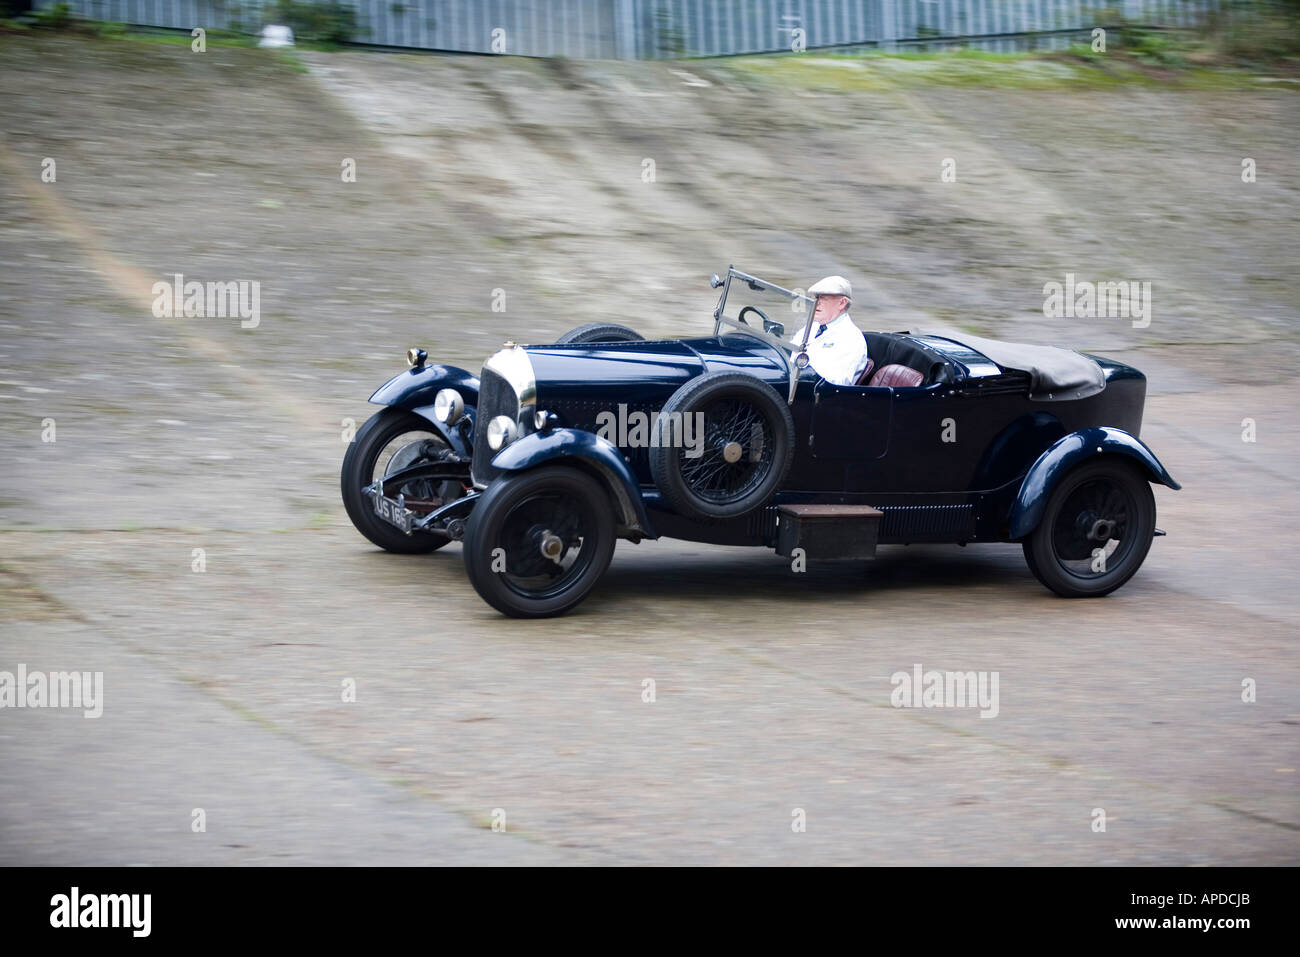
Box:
649 371 796 522
556 322 644 344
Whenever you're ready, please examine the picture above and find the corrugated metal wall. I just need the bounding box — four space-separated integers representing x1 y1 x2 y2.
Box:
41 0 1222 58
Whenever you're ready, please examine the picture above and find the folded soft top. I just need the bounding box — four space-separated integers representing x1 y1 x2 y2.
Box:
908 330 1107 401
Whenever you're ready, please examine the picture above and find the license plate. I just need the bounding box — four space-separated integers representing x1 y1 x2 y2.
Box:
371 487 413 534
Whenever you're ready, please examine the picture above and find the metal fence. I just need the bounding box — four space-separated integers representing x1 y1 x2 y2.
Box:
41 0 1223 58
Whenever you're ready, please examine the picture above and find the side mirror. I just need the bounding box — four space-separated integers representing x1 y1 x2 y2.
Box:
763 319 785 338
709 273 724 289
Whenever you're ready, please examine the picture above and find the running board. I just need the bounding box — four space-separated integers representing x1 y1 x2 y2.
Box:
774 504 882 561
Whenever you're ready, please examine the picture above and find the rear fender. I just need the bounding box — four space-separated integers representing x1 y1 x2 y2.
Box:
1008 427 1180 540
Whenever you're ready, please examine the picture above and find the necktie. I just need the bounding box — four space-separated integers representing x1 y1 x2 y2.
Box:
815 324 826 338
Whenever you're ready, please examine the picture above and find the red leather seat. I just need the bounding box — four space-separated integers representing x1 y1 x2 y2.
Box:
868 363 925 388
853 358 876 386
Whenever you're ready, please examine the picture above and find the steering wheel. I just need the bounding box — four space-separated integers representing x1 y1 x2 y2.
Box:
737 305 772 328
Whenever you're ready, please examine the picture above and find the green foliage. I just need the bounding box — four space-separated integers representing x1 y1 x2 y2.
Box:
1208 0 1300 61
270 0 358 45
33 2 73 30
1097 0 1300 65
1117 24 1191 66
276 49 309 72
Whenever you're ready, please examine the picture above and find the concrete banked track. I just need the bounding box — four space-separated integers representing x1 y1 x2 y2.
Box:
1 36 1297 864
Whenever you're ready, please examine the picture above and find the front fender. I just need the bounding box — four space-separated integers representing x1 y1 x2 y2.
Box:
491 429 656 539
369 363 479 457
370 362 479 411
1008 427 1180 540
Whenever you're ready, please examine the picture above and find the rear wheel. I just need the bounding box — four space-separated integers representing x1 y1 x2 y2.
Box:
463 467 616 618
1022 458 1156 597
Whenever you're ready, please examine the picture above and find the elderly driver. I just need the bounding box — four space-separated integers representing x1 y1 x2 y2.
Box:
790 275 868 386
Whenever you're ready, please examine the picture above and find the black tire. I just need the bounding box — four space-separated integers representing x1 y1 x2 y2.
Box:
463 467 616 618
649 371 796 522
341 408 455 554
1022 457 1157 597
555 322 644 344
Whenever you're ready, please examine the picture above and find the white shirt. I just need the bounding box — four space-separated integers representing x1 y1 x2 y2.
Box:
790 313 868 386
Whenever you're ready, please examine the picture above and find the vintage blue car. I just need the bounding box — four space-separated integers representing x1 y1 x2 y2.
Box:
341 266 1180 617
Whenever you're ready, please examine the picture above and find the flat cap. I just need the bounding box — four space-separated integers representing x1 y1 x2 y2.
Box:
808 275 852 299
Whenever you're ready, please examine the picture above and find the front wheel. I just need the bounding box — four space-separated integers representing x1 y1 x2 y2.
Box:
1022 458 1156 597
463 467 616 618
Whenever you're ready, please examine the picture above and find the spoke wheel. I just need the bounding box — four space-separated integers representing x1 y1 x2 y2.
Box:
650 371 795 521
679 397 775 504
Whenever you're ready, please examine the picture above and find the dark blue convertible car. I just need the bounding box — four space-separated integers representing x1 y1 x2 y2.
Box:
341 267 1179 617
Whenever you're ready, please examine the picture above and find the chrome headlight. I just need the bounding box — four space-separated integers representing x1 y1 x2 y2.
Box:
486 414 518 451
433 388 464 425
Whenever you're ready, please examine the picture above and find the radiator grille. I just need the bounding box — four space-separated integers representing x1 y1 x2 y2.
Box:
471 368 518 487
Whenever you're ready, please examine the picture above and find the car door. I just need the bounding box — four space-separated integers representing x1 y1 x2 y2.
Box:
809 379 892 460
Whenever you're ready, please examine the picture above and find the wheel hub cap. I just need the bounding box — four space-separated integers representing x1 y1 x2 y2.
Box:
1088 518 1116 541
537 530 564 563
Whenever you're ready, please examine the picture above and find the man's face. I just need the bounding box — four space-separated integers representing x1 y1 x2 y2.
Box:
812 294 848 325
